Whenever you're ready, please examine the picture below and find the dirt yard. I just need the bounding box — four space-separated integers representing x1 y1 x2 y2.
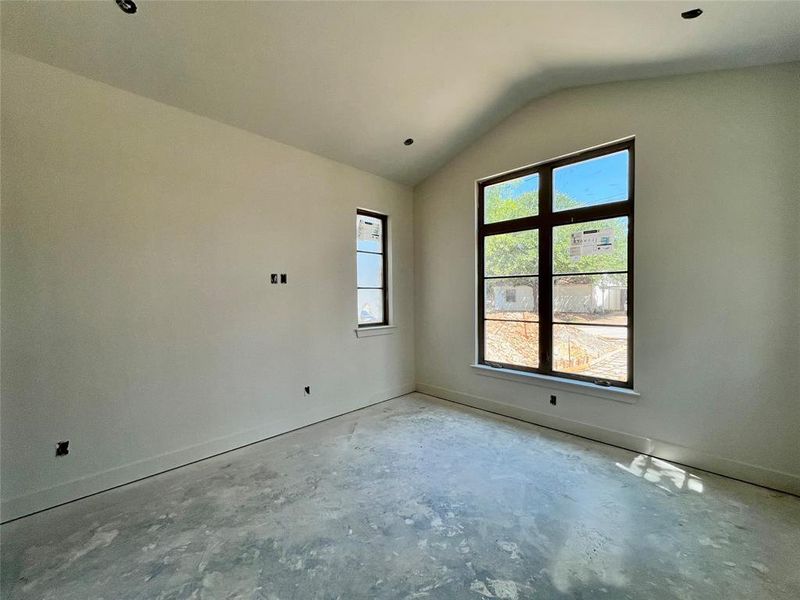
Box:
485 316 627 381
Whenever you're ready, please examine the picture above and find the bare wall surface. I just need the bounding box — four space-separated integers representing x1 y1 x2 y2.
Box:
414 63 800 493
0 52 414 521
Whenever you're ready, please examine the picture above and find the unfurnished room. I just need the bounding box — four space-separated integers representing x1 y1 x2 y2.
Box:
1 1 799 599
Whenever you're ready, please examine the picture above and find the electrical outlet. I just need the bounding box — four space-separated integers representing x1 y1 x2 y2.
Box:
304 386 311 396
550 395 557 406
55 440 70 457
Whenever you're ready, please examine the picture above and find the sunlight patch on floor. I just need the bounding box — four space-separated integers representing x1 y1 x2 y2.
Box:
616 455 704 493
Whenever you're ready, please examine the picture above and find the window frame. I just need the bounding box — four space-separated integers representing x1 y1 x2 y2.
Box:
477 138 635 388
357 209 389 328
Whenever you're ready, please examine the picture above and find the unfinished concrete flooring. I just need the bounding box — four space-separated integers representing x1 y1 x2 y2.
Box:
2 393 799 599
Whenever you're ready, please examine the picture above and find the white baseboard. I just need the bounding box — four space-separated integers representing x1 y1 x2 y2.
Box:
416 382 800 497
1 383 415 523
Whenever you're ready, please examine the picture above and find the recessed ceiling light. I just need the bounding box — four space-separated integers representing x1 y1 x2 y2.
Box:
681 8 703 19
404 138 414 146
116 0 137 14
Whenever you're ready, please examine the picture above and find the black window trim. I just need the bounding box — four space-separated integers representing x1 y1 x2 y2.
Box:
477 138 635 388
357 208 389 328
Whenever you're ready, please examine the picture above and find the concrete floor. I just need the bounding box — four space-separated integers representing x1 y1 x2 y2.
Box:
2 393 799 599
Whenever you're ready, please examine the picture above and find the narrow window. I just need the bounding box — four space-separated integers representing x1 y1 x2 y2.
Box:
478 139 634 387
356 209 388 327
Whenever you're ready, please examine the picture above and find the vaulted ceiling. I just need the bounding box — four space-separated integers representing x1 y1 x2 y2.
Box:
3 1 799 185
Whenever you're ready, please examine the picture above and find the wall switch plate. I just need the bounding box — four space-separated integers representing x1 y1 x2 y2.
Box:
280 274 287 284
270 274 278 284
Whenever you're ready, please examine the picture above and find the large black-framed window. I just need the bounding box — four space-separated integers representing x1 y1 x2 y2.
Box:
478 139 634 388
356 209 389 327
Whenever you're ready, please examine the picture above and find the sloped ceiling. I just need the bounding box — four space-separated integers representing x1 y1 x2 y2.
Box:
3 1 799 185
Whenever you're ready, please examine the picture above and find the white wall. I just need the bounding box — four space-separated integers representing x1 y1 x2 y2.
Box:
415 63 800 493
0 52 414 521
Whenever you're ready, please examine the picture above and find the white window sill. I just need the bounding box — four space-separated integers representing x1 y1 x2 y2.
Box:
470 364 639 403
355 325 397 338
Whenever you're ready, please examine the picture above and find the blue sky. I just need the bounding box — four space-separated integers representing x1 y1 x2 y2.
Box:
357 252 383 288
506 150 628 206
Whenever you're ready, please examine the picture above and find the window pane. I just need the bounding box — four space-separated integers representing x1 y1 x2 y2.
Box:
554 274 627 325
484 173 539 224
485 277 539 321
357 252 383 288
485 321 539 368
357 214 383 253
358 289 384 325
553 324 628 382
553 217 627 275
485 229 539 276
554 150 628 211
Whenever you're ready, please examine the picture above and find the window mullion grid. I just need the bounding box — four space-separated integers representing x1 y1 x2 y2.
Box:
357 210 388 327
483 273 538 280
484 318 540 324
380 213 388 326
477 206 487 364
477 139 633 387
539 167 553 373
